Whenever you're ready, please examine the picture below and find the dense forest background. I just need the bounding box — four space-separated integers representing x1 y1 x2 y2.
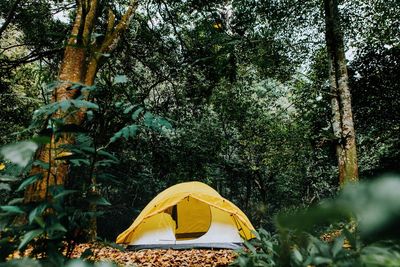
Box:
0 0 399 257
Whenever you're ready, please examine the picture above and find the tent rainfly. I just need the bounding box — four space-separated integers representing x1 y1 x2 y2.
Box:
116 181 256 250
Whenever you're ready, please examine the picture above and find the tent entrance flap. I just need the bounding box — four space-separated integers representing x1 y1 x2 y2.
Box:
172 196 211 240
174 206 243 245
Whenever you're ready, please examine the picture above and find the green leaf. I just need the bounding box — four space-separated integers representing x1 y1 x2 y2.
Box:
143 112 172 131
143 112 154 127
33 160 50 170
97 150 119 162
0 141 39 168
93 33 103 38
131 107 144 120
32 102 58 119
342 227 357 250
292 248 303 264
313 256 332 265
79 146 96 154
244 240 257 254
70 100 99 109
33 216 45 229
70 82 84 89
0 175 17 182
82 85 96 93
31 136 51 145
0 183 11 191
17 174 41 192
87 196 111 206
87 110 94 121
28 204 47 224
128 125 138 137
110 125 138 143
47 223 67 233
95 159 118 167
76 134 93 147
123 105 134 114
8 198 23 205
70 159 91 167
53 189 78 200
0 258 41 267
18 229 43 250
310 235 331 256
276 204 351 232
113 75 128 84
331 235 345 257
0 205 24 214
59 100 71 111
154 117 172 130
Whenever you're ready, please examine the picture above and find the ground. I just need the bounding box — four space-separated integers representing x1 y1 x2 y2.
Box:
70 243 237 266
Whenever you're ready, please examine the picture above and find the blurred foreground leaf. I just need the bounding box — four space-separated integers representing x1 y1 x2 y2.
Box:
0 141 38 168
277 175 400 242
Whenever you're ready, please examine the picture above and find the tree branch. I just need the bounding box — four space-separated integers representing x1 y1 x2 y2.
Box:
0 0 22 37
82 0 99 46
99 0 138 54
0 42 34 55
158 0 189 52
106 8 116 36
0 48 63 69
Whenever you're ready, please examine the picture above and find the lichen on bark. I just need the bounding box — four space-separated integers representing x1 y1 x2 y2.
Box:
324 0 359 185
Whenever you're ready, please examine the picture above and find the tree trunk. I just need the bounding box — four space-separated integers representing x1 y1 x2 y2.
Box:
324 0 359 185
24 0 138 239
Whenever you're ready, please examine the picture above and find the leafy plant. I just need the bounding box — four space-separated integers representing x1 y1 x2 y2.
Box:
0 92 121 265
234 175 400 267
234 229 278 267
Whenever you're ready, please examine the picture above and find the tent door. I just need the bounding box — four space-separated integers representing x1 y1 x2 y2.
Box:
167 197 212 240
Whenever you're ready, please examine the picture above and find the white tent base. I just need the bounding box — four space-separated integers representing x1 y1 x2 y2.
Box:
127 242 243 250
127 206 247 250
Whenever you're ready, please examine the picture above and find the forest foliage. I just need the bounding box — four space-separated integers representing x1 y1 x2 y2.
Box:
0 0 399 266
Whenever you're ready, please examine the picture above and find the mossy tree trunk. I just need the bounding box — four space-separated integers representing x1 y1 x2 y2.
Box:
24 0 138 240
324 0 359 185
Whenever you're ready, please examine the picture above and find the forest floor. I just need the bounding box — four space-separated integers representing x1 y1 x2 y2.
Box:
10 242 237 266
70 243 237 266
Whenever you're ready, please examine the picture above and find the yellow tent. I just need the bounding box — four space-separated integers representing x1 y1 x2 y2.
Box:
116 181 255 249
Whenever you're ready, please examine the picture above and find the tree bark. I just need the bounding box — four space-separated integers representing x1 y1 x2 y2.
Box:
324 0 359 185
24 0 138 238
